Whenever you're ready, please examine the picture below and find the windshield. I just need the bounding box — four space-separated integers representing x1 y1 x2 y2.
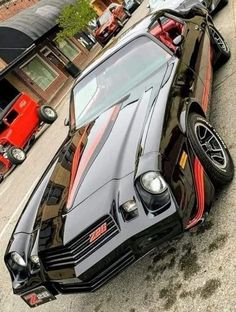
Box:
72 36 171 127
98 11 111 26
149 0 164 9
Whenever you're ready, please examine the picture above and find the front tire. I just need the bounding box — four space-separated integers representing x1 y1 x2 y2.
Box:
7 147 26 165
116 19 124 28
38 105 58 124
209 25 231 67
188 113 234 186
221 0 228 5
201 0 211 10
124 9 131 17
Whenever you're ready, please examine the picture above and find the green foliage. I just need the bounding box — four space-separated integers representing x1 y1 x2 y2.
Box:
57 0 97 41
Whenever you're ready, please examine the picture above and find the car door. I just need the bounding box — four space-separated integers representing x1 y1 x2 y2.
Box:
179 17 212 113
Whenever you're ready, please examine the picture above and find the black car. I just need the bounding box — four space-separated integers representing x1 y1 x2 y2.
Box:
5 7 234 307
147 0 228 13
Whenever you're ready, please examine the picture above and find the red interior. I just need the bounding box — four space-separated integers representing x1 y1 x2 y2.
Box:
150 19 184 52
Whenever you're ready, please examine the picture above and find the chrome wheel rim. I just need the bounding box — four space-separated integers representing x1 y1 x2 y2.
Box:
210 27 229 52
195 122 227 169
44 107 56 118
12 148 25 161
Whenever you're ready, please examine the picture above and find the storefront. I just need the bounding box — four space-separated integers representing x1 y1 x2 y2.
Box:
0 0 98 104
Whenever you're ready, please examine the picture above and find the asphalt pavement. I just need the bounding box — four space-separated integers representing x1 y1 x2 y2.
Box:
0 1 235 311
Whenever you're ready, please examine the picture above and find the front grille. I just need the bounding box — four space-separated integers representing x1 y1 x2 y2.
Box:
55 247 135 293
41 215 119 271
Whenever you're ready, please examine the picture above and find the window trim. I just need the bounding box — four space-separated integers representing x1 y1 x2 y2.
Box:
20 54 59 91
56 39 81 61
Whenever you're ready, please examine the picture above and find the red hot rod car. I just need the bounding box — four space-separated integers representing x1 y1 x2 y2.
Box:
0 92 57 181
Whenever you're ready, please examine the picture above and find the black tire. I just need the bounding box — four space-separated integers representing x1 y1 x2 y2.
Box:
38 105 58 124
96 39 105 47
0 174 4 183
221 0 228 5
116 19 124 28
201 0 211 10
124 9 131 17
188 113 234 186
7 147 26 165
209 25 231 67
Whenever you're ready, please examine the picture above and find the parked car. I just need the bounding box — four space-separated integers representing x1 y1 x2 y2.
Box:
123 0 141 13
147 0 228 13
95 3 130 46
0 92 57 182
4 7 234 307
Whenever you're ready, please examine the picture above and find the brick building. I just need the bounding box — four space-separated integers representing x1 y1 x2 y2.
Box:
0 0 39 21
0 0 99 105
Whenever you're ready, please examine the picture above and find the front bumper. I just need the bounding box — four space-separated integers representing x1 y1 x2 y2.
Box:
12 202 182 303
54 211 182 294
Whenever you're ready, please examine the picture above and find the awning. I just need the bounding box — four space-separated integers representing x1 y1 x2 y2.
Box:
0 0 75 75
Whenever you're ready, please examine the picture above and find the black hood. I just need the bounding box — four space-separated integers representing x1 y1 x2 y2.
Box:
26 64 172 250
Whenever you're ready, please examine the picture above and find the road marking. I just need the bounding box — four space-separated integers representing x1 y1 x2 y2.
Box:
0 181 37 240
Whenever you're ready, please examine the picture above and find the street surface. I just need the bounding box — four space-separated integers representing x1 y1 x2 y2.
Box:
0 1 235 311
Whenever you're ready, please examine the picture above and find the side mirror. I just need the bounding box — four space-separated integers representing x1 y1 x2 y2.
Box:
173 35 184 46
146 4 150 8
64 118 69 127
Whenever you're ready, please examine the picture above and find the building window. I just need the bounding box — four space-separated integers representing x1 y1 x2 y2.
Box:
21 55 58 91
57 39 81 61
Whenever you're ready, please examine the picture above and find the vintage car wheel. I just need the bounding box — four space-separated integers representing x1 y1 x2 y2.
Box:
7 147 26 165
201 0 211 10
209 25 231 66
96 39 105 47
188 113 234 186
116 19 124 28
0 174 4 183
221 0 228 5
38 105 58 124
124 9 131 17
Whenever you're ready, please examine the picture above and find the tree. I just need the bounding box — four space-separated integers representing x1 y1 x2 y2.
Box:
57 0 97 41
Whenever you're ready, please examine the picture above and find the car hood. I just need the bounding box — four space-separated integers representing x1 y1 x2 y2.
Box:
14 63 174 250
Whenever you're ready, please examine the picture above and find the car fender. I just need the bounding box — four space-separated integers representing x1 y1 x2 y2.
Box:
179 98 206 134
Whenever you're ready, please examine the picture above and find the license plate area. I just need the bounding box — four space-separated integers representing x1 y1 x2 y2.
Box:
21 286 56 307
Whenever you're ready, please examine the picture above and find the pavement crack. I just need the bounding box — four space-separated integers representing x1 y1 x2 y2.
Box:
213 69 236 91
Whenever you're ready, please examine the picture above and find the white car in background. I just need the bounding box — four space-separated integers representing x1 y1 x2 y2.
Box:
147 0 228 14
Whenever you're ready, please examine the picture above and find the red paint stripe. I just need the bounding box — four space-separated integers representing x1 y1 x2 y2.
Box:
186 158 205 229
67 105 120 209
68 125 90 200
201 47 212 113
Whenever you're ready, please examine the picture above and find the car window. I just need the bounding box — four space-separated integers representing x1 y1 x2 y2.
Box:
73 36 171 128
149 0 164 10
98 11 112 26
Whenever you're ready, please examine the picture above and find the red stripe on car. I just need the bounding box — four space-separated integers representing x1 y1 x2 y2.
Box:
67 105 120 209
202 47 212 112
186 158 205 229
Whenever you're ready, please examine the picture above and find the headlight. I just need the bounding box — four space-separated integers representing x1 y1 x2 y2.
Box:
11 252 27 267
141 172 167 194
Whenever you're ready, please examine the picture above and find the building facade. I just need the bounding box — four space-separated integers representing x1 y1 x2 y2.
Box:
0 0 99 106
